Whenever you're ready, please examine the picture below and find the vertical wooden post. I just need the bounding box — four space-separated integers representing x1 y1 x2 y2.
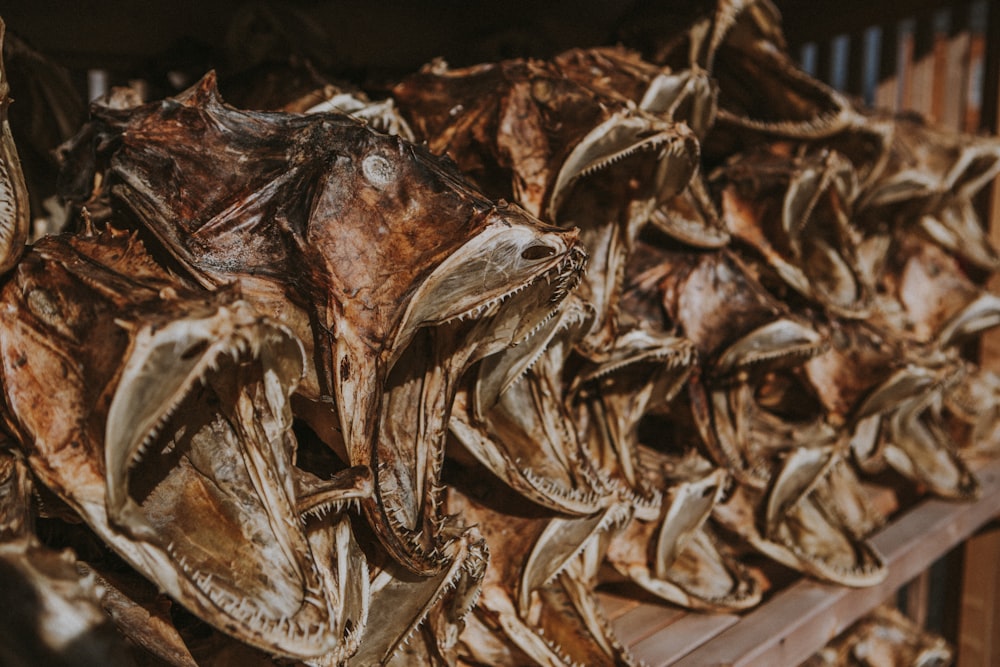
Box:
957 525 1000 667
966 3 1000 666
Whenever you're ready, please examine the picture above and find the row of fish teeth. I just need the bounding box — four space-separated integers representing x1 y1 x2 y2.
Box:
737 342 826 369
609 478 663 511
531 622 591 667
129 396 182 470
165 541 334 639
129 332 277 470
386 544 480 662
584 348 694 382
509 256 585 347
519 465 603 506
783 535 886 578
300 498 362 524
577 137 676 180
439 274 534 326
381 507 454 567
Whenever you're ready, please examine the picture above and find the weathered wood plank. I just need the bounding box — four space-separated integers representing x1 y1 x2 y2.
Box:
957 525 1000 666
631 612 739 667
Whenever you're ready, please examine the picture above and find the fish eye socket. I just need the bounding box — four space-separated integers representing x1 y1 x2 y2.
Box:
531 78 552 103
362 154 395 185
521 245 556 260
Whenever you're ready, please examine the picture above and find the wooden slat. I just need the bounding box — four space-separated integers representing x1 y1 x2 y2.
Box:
628 456 1000 667
632 612 739 667
902 570 931 627
957 525 1000 666
939 10 971 131
596 589 640 621
613 601 688 647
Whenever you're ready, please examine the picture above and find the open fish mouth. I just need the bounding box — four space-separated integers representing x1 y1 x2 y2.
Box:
714 447 887 588
606 449 762 611
449 296 611 516
885 380 980 501
572 327 698 511
548 110 698 224
698 318 830 487
369 214 586 573
848 360 977 500
104 301 354 657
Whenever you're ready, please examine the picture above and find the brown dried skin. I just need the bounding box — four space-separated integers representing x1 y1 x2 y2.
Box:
719 147 872 318
0 231 369 659
450 296 613 515
446 479 635 667
85 73 585 574
0 20 30 274
0 445 32 539
604 447 762 611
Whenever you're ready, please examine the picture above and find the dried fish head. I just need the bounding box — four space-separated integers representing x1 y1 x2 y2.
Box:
604 447 762 611
633 242 828 483
0 231 370 660
713 446 887 586
571 325 698 511
806 319 979 499
719 147 871 318
450 295 612 515
446 474 636 667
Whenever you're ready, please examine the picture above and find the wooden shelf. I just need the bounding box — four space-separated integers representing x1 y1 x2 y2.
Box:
599 456 1000 666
